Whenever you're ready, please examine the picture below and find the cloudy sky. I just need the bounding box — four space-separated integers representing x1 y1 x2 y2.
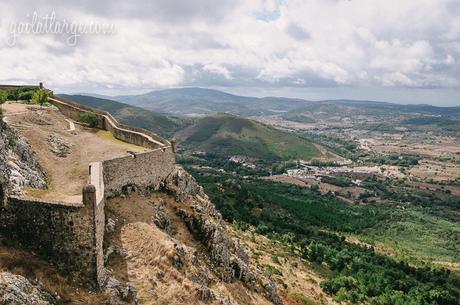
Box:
0 0 459 106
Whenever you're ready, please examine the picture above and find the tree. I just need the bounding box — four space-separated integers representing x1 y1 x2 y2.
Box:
31 89 49 106
0 90 7 115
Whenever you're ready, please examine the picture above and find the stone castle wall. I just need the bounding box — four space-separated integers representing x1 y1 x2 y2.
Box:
0 161 106 287
0 197 99 285
0 90 176 288
48 96 170 149
103 146 176 195
88 162 106 286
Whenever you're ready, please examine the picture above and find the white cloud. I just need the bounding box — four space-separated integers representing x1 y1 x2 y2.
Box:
203 64 233 79
0 0 459 104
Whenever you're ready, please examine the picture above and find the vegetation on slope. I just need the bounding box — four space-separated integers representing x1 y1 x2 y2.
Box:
402 116 460 133
186 166 460 305
58 94 185 138
176 113 321 160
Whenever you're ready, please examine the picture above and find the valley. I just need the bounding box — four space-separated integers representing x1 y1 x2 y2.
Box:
33 90 460 304
2 2 460 305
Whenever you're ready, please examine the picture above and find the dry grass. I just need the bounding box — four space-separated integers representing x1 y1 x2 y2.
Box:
0 237 109 305
227 226 339 305
105 192 273 305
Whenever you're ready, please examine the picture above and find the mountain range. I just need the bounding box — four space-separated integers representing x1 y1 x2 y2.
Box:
85 87 460 119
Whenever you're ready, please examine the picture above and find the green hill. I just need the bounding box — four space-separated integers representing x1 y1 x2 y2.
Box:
176 113 321 160
58 94 185 138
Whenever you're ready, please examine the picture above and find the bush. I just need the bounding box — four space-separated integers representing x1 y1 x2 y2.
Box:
291 293 321 305
9 86 40 101
255 224 270 235
31 89 50 106
263 264 283 276
0 90 6 116
8 136 16 147
233 220 249 231
0 90 8 104
76 111 98 127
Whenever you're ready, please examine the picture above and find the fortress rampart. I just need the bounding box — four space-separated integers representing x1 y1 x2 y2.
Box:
0 163 105 287
48 95 171 149
103 146 176 195
0 90 176 288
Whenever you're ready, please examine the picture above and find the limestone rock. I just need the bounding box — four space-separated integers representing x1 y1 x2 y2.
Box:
167 167 284 305
197 285 215 301
0 120 47 196
106 218 117 233
101 270 138 305
153 200 176 235
263 280 284 305
0 272 58 305
171 243 187 270
47 133 71 158
164 166 202 202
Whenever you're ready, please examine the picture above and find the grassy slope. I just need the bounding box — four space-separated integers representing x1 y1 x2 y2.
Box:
58 94 182 138
178 113 320 160
359 209 460 263
192 170 460 264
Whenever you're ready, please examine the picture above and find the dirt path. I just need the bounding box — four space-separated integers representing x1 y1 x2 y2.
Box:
2 102 148 203
65 119 76 131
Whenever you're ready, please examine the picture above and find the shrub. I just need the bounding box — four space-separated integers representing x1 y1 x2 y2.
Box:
271 254 281 265
0 91 6 116
0 90 8 104
263 264 283 276
76 111 98 127
255 224 270 235
233 220 249 231
31 89 50 106
11 86 40 101
8 136 17 147
291 293 321 305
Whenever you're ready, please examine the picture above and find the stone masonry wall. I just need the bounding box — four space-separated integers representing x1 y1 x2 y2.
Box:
102 146 176 195
47 96 106 130
0 162 105 287
0 88 176 288
89 162 106 286
48 96 170 149
0 197 98 286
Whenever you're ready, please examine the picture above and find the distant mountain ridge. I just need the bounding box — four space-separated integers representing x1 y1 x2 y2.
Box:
79 87 460 119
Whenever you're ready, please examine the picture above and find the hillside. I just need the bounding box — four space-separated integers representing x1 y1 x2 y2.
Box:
0 101 289 305
104 88 460 120
58 94 184 138
176 113 320 160
110 87 307 116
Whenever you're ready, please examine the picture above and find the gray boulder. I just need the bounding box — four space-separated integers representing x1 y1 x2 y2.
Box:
0 120 47 197
0 272 58 305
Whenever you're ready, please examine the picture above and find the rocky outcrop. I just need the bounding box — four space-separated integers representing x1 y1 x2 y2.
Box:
197 285 215 301
47 133 71 158
263 280 284 305
0 120 47 197
165 167 283 305
171 243 187 269
100 270 138 305
164 166 202 202
153 199 177 235
0 272 58 305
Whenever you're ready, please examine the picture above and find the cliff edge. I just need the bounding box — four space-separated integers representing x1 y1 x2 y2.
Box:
0 119 47 197
103 166 283 305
